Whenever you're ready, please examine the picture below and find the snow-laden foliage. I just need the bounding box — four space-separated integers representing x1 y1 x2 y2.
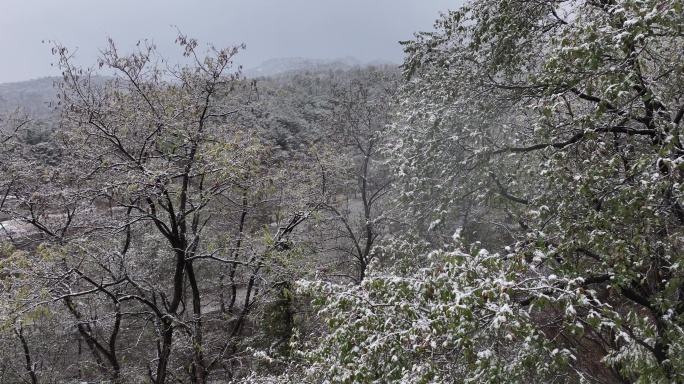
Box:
298 247 587 383
385 0 684 381
244 239 633 383
242 0 684 381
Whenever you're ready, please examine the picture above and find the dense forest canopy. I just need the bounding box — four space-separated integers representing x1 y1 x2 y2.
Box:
2 0 684 382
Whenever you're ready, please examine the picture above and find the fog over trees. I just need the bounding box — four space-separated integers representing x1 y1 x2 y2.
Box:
2 0 684 383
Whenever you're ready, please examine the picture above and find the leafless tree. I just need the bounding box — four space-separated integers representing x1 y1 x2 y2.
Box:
316 67 397 282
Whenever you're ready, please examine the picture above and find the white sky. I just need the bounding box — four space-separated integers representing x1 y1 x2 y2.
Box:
1 0 458 84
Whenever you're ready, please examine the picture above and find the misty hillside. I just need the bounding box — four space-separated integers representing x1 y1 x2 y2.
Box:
0 57 393 116
0 58 363 114
244 56 383 78
0 77 59 116
0 58 395 116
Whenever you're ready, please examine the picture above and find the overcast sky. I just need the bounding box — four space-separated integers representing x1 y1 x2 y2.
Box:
1 0 458 84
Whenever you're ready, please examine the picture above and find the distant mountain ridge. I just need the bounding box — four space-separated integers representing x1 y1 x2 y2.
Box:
243 57 397 78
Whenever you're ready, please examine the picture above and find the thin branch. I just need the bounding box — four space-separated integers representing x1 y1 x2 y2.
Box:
492 125 656 155
489 172 529 205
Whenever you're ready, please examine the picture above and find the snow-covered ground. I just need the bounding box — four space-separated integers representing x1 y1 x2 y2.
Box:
0 218 36 241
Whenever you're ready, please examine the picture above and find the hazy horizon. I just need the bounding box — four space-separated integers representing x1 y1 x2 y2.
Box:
2 0 457 84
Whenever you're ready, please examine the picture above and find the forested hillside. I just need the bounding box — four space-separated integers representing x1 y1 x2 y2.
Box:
0 77 57 116
2 0 684 383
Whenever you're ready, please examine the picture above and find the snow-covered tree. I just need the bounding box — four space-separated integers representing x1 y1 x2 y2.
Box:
256 243 590 383
386 0 684 381
317 67 397 282
242 0 684 382
0 34 315 384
